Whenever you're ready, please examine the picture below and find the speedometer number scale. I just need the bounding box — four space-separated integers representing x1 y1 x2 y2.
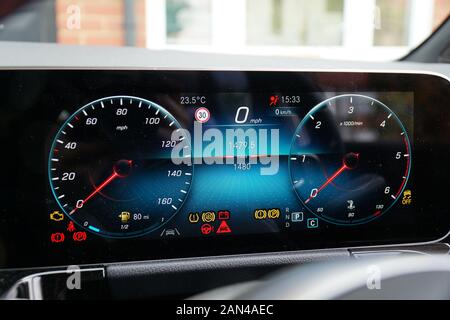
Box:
49 96 192 238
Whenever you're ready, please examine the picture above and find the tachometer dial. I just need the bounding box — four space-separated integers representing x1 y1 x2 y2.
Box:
289 94 411 225
49 96 193 238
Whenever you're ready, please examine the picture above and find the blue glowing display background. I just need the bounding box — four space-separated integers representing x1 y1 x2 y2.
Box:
144 91 413 238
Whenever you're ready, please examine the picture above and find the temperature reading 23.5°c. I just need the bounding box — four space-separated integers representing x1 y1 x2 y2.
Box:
180 95 207 105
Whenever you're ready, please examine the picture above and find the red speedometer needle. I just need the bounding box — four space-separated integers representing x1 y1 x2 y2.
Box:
69 159 132 215
69 172 119 215
304 153 359 204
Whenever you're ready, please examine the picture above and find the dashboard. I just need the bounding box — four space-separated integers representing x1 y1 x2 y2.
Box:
0 69 450 268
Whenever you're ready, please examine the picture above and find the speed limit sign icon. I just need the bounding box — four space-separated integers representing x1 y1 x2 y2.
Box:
195 107 210 123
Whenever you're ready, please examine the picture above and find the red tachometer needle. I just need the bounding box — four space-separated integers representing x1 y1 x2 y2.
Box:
304 152 359 204
305 164 348 204
69 171 119 215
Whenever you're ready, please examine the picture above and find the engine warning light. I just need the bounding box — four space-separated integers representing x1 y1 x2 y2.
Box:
216 220 231 234
50 211 64 222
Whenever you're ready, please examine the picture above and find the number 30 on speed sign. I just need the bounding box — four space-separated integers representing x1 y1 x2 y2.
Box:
195 107 210 123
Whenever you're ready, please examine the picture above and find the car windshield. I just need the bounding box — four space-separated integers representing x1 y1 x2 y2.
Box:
0 0 449 61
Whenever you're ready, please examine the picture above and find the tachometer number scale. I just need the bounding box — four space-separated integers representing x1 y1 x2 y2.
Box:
289 94 411 225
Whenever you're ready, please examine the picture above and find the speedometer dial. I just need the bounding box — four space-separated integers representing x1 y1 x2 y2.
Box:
48 96 192 238
289 94 411 225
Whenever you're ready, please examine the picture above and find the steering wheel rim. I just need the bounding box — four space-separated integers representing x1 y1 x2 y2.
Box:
190 255 450 300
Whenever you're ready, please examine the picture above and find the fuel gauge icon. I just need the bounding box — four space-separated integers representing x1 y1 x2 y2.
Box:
118 211 131 223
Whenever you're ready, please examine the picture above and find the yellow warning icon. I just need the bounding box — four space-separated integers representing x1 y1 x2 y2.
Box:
188 212 200 223
118 211 131 223
202 211 215 223
254 209 267 220
49 211 64 222
267 208 280 219
402 190 412 205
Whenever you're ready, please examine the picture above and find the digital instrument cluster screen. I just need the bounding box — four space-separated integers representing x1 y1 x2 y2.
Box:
0 70 449 268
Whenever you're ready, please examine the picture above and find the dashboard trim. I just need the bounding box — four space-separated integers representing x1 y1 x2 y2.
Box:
0 66 449 83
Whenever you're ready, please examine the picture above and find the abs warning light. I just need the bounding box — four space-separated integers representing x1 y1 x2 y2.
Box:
216 220 231 234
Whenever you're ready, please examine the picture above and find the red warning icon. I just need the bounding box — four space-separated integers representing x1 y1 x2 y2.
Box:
216 220 231 234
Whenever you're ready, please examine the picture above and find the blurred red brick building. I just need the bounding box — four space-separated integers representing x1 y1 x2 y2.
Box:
55 0 146 47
